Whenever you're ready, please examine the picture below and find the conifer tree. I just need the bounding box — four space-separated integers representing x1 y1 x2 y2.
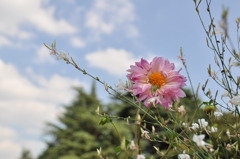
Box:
19 149 33 159
38 83 131 159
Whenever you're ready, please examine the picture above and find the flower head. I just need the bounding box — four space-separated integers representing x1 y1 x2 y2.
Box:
190 123 199 131
178 150 190 159
229 95 240 106
57 51 69 61
192 134 210 148
129 140 136 150
182 122 187 127
127 57 186 109
214 111 223 119
141 129 151 140
210 126 218 133
137 154 145 159
198 118 208 129
226 143 233 151
146 96 158 107
178 105 186 115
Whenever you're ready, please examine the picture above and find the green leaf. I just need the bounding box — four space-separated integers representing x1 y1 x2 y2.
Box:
53 40 56 48
115 146 122 155
43 43 52 50
170 142 178 147
99 117 108 125
99 116 112 125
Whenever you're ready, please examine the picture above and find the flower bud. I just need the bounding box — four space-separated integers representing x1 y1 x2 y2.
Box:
203 105 216 114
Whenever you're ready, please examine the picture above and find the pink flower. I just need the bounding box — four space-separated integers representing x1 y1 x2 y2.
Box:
127 57 186 109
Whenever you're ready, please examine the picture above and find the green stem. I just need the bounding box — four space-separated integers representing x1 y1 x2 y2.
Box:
111 121 122 143
135 102 141 155
160 143 172 159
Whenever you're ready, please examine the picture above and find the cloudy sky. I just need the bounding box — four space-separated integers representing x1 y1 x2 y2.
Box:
0 0 239 158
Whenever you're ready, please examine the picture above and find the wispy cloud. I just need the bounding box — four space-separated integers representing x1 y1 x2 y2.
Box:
85 48 138 76
85 50 182 76
0 0 77 46
35 45 56 63
70 37 86 48
85 0 138 38
0 35 12 46
0 60 87 159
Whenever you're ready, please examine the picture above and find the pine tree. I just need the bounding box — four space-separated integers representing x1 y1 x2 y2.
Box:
38 83 131 159
19 149 33 159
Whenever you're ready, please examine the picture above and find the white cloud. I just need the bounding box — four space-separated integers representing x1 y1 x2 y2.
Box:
0 35 12 46
86 11 114 34
146 53 182 70
0 59 87 159
0 131 45 159
0 0 77 46
71 37 86 48
35 45 55 63
0 126 18 141
85 49 183 76
0 61 38 100
0 140 21 159
21 140 46 158
85 0 138 37
85 48 138 76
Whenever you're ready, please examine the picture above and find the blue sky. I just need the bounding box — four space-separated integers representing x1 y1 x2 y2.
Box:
0 0 239 159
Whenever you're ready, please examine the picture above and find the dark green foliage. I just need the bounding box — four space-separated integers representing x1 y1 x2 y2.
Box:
19 149 33 159
38 83 131 159
109 88 204 158
39 83 239 158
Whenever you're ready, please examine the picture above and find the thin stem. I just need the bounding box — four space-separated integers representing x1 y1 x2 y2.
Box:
111 121 122 142
183 62 201 123
135 103 141 155
47 42 212 158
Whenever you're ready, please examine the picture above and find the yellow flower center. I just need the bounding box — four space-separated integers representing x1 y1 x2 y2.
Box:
149 72 166 88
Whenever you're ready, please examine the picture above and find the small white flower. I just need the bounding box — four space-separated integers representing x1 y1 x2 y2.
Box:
182 122 187 127
141 129 151 140
178 105 186 115
136 154 145 159
129 140 136 150
192 134 210 148
190 123 199 131
147 97 158 107
178 150 190 159
226 144 233 151
210 126 218 133
57 51 69 61
209 148 215 152
198 118 208 129
214 111 223 119
226 130 230 137
169 104 174 111
229 95 240 106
